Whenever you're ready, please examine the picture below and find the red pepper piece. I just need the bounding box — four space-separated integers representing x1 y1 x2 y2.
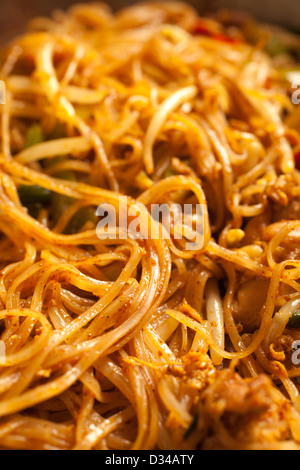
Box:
194 20 217 37
194 21 243 44
295 150 300 170
194 24 212 37
212 33 240 44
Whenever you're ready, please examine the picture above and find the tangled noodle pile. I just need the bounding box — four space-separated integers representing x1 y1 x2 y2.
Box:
0 1 300 450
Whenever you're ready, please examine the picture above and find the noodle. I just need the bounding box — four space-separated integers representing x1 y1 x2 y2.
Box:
0 0 299 450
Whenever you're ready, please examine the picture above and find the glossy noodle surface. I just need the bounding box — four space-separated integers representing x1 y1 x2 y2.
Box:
0 1 300 450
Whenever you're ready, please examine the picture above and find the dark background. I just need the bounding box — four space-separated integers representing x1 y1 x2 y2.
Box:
1 0 300 45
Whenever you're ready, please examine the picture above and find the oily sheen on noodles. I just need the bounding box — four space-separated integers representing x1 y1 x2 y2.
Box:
0 1 300 450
